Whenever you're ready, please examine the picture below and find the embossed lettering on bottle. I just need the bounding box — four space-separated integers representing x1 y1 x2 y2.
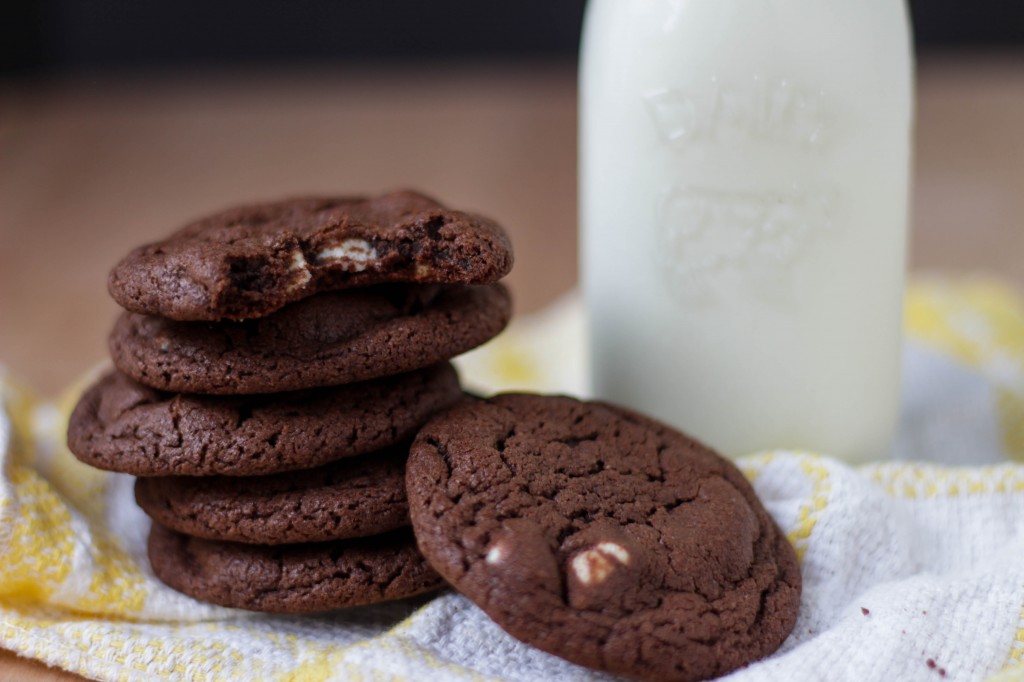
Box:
645 76 837 302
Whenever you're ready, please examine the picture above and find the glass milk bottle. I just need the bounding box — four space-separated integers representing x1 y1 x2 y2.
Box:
580 0 913 462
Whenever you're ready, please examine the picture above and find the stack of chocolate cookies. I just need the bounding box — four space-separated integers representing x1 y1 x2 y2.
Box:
67 191 513 613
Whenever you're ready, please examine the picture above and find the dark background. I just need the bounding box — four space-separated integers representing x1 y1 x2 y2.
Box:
3 0 1024 77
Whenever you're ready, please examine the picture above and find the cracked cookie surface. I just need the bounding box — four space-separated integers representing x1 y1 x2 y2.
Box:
68 364 460 476
108 283 510 394
148 524 445 613
109 190 513 321
405 394 801 682
135 445 410 544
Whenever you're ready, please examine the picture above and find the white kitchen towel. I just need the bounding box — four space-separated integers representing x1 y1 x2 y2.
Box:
1 277 1023 682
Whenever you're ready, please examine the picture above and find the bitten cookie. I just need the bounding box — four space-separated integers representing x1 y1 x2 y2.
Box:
405 394 801 682
109 190 513 321
148 525 445 613
109 283 510 394
68 364 461 476
135 445 410 544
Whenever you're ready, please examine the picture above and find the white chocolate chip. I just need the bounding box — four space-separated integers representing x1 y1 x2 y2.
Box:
290 250 309 272
286 250 312 290
485 543 506 565
595 541 631 564
570 542 631 586
316 239 378 272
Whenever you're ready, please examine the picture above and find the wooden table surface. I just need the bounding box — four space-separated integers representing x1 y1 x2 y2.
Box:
1 54 1023 680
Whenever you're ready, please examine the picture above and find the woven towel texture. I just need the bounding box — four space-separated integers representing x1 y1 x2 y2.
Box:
1 278 1023 682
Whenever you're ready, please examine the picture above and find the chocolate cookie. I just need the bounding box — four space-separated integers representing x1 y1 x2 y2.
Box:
148 524 445 613
135 446 409 544
109 283 509 394
67 364 460 476
109 190 513 321
405 394 800 682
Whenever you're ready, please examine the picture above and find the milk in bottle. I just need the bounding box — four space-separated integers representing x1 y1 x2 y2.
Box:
579 0 914 461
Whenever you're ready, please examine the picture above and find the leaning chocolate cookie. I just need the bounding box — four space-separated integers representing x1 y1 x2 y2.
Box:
405 394 801 682
68 364 461 476
108 190 513 321
148 525 445 613
135 445 410 544
109 284 510 394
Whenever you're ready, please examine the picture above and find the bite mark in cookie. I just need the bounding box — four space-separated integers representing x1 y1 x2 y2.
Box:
108 190 513 321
